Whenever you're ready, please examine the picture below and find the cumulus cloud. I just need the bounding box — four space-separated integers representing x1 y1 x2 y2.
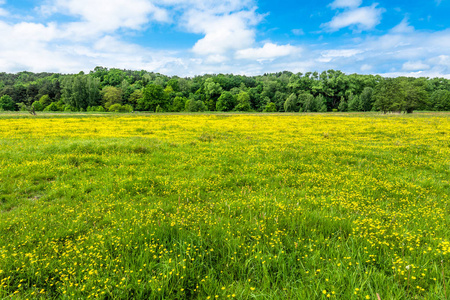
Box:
323 4 385 31
187 9 260 55
38 0 268 58
236 43 301 62
40 0 169 39
0 20 78 72
337 26 450 78
0 0 279 74
2 0 450 79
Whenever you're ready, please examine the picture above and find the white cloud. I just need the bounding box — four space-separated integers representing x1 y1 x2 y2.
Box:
187 9 260 55
2 0 450 79
205 54 228 63
4 0 268 74
0 8 8 17
402 61 430 71
360 64 372 72
0 21 79 72
329 0 362 9
0 0 8 17
48 0 169 35
154 0 254 14
323 4 385 31
317 49 362 63
292 29 305 36
390 18 415 34
321 49 363 58
0 18 184 74
236 43 301 62
429 55 450 67
40 0 265 58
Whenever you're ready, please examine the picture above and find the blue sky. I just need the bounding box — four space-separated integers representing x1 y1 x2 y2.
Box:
0 0 450 77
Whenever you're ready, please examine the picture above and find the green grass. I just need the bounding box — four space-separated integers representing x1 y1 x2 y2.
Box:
0 112 449 299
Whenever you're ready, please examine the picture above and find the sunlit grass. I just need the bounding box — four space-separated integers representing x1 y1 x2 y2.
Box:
0 112 449 299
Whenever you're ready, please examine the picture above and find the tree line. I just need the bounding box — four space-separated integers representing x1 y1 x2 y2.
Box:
1 67 450 113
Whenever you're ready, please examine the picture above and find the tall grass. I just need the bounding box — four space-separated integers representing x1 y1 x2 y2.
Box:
0 112 449 299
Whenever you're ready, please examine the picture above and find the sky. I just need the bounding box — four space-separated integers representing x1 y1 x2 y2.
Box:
1 0 450 77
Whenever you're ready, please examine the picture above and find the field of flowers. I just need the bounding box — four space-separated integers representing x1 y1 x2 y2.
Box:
0 112 449 299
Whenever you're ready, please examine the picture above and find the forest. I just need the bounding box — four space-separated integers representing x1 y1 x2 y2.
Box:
1 67 450 113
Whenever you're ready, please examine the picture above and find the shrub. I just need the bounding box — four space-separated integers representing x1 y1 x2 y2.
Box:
31 101 44 112
155 105 164 113
44 102 60 112
63 105 77 112
263 102 277 112
109 104 133 113
0 95 15 111
109 104 123 112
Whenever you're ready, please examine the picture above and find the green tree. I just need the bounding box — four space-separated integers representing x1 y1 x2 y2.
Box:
13 84 27 104
284 93 298 112
166 78 180 92
373 79 403 113
216 92 236 112
39 95 52 107
298 92 314 112
430 90 450 111
196 101 207 112
138 84 166 111
0 95 15 111
204 78 223 111
234 91 251 111
373 78 428 113
105 69 125 87
102 86 122 109
316 95 328 112
263 102 277 112
62 75 100 110
348 94 361 112
128 90 143 106
302 94 315 112
338 96 348 112
399 78 429 113
359 87 374 111
172 96 188 112
31 101 44 112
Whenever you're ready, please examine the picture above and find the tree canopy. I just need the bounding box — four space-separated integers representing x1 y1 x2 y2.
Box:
0 68 448 113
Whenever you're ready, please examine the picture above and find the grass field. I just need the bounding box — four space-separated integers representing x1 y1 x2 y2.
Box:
0 112 449 299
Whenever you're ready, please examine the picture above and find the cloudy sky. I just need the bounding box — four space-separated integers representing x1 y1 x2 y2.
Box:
1 0 450 77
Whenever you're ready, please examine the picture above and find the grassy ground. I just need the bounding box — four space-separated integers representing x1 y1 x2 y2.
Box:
0 112 449 299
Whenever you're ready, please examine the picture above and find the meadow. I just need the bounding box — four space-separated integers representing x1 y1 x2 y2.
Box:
0 112 449 299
